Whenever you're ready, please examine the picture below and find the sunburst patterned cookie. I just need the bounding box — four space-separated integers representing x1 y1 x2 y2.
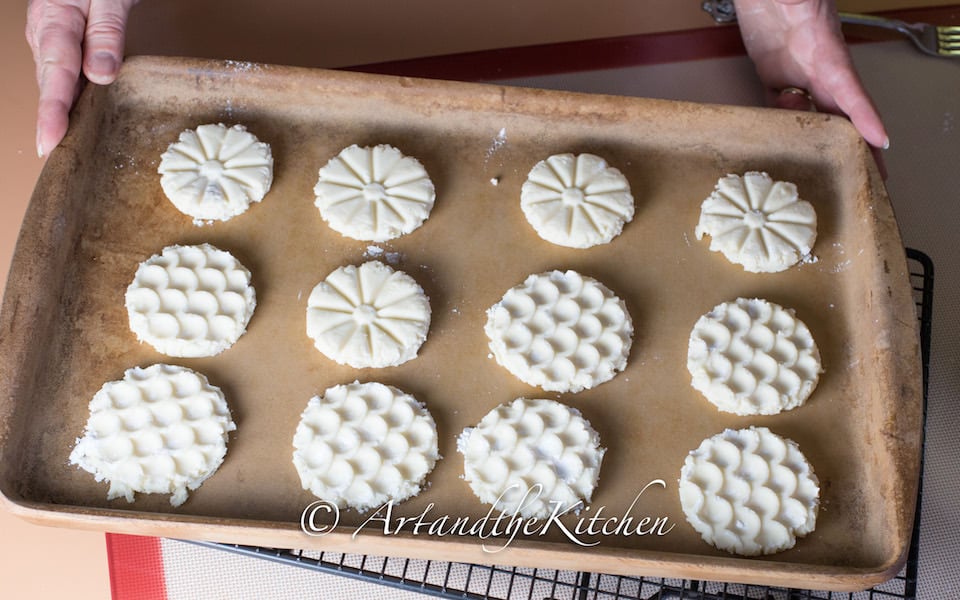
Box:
695 172 817 273
314 144 436 241
459 398 605 518
485 270 632 393
520 153 634 248
125 244 256 358
293 381 439 511
687 297 822 416
158 123 273 222
306 261 431 368
69 364 236 507
679 426 820 556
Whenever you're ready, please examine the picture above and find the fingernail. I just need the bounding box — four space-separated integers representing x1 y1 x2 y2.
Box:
882 137 890 150
36 133 44 159
89 51 118 76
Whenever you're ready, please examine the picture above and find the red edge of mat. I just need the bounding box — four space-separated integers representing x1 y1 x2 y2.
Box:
106 534 167 600
348 5 960 81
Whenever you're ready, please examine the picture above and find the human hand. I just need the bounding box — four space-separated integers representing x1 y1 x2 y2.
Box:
733 0 889 150
25 0 137 158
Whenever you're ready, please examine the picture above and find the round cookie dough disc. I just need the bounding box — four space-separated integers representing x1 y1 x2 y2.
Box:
686 297 822 415
679 426 820 556
292 381 439 511
314 144 436 241
158 123 273 222
459 398 605 518
521 153 634 248
69 364 236 507
695 171 817 273
485 270 632 393
306 261 431 368
126 244 256 358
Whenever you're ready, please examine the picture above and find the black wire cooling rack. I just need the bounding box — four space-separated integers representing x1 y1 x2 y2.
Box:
200 248 934 600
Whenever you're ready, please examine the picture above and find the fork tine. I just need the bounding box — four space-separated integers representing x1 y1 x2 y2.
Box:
937 26 960 56
939 33 960 49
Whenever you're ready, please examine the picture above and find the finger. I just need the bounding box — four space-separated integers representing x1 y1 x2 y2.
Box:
812 34 890 148
34 2 88 157
83 0 133 85
823 68 889 149
25 0 43 53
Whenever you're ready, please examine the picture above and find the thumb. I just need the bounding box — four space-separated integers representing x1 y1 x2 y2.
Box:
82 0 134 85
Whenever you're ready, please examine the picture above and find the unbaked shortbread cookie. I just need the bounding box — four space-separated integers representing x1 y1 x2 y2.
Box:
695 172 817 273
314 144 436 242
687 297 822 416
459 398 605 518
69 364 236 507
293 381 439 511
125 244 256 358
158 123 273 222
521 153 634 248
485 270 632 393
306 261 431 368
679 426 820 556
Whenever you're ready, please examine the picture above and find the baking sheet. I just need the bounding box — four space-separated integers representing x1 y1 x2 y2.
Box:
0 56 922 590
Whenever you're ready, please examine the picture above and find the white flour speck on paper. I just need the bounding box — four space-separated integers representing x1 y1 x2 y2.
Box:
485 128 507 161
112 147 139 172
223 59 262 73
364 245 385 258
832 259 852 273
384 252 401 265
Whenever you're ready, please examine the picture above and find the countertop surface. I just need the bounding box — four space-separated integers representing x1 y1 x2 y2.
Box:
2 2 958 598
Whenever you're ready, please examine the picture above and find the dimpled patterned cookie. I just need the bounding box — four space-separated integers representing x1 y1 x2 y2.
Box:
679 426 820 556
695 172 817 273
314 144 436 242
459 398 605 518
521 153 634 248
158 123 273 222
69 364 236 507
485 270 632 393
125 244 256 358
292 381 439 511
306 261 431 368
687 298 822 416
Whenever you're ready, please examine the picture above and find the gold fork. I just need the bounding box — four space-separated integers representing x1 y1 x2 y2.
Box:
839 12 960 58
